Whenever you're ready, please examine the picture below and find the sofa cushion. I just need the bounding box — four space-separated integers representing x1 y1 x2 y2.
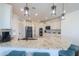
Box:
6 50 26 56
32 52 50 56
59 50 75 56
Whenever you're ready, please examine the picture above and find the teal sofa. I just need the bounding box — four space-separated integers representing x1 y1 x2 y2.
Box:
59 44 79 56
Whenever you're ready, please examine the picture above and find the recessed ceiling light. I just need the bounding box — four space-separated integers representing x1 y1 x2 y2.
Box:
45 17 48 19
21 8 24 11
35 13 38 16
64 10 66 14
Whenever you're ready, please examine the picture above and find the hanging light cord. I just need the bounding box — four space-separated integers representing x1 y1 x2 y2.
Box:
62 3 65 14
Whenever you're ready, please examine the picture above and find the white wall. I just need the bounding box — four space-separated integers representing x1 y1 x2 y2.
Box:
0 4 12 29
11 14 19 39
11 14 26 40
18 19 26 39
61 10 79 46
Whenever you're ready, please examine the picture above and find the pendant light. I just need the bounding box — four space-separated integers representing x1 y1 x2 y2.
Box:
61 3 66 20
51 3 56 15
20 3 29 16
24 3 29 16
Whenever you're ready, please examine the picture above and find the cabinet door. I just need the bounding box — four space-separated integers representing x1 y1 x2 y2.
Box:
39 28 43 36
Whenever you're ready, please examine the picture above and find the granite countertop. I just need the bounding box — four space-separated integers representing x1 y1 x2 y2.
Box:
0 36 70 50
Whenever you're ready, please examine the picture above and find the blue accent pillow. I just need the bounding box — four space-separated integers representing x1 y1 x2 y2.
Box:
32 52 50 56
6 50 26 56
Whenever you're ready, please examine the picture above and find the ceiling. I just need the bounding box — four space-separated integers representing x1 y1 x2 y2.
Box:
10 3 79 22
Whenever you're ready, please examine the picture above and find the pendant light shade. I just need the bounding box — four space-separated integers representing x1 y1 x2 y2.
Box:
21 3 29 16
51 4 56 15
61 13 65 20
23 3 29 16
61 3 66 20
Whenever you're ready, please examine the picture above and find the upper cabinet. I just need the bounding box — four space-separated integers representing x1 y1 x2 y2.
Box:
0 4 12 29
